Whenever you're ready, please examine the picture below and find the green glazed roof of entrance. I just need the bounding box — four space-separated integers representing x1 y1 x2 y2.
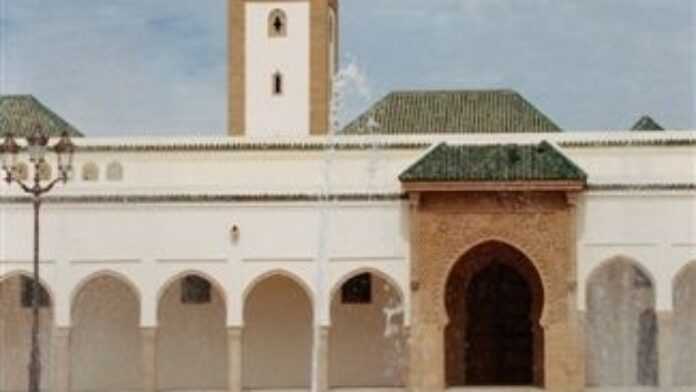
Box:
399 141 587 182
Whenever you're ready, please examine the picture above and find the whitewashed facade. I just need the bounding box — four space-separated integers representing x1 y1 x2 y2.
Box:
0 131 695 391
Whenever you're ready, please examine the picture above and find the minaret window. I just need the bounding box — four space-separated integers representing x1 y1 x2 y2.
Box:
268 9 287 37
272 72 284 96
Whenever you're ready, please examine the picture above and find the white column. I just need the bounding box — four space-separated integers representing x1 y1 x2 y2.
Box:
52 327 71 392
658 311 673 388
227 326 243 392
314 325 330 392
0 318 5 391
141 327 157 392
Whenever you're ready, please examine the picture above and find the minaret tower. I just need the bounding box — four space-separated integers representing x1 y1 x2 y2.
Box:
228 0 339 137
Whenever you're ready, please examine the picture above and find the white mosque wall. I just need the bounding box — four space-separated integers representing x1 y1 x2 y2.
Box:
0 131 695 324
0 131 692 195
0 200 411 328
577 191 696 311
0 131 695 390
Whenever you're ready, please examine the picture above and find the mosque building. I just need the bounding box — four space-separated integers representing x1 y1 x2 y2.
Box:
1 1 695 392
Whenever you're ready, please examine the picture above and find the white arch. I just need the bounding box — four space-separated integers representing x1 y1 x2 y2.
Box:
673 259 696 291
241 269 314 325
585 255 657 308
156 269 228 316
580 254 658 312
69 270 142 326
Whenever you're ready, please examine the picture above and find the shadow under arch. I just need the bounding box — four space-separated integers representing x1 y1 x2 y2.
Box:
156 269 228 315
0 271 55 391
242 269 314 389
439 236 550 323
672 259 696 387
329 267 408 388
0 269 56 306
587 255 657 300
672 259 696 290
242 269 314 311
69 270 142 323
156 270 229 390
585 254 658 387
69 269 143 391
444 239 545 387
330 267 405 305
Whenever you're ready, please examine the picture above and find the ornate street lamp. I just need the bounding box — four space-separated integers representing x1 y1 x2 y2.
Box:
1 128 75 392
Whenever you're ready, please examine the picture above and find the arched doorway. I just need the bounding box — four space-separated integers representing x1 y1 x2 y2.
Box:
70 274 142 391
674 261 696 387
329 271 407 388
445 241 544 387
586 257 657 387
157 274 228 390
0 274 53 391
243 274 313 389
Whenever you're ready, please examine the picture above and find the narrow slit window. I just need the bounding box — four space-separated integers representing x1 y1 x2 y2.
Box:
268 9 287 37
273 73 284 96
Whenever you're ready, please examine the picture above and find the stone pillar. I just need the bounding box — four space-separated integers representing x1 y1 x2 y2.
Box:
409 322 445 392
51 327 71 392
577 311 588 387
227 326 243 392
544 321 584 392
658 311 673 389
141 327 157 392
314 325 330 392
0 318 5 391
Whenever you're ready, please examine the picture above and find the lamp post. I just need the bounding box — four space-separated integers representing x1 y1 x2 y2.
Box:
1 129 75 392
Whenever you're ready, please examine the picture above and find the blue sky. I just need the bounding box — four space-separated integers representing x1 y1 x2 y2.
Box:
0 0 694 136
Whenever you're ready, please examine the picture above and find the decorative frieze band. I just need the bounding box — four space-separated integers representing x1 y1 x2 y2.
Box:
71 141 430 153
0 192 408 205
559 138 696 148
0 183 693 205
587 183 696 192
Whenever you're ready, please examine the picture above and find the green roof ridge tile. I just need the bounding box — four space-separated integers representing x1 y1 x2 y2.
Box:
342 89 562 135
0 95 83 138
631 115 664 131
399 141 587 183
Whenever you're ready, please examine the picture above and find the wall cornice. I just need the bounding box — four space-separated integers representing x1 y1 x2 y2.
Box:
558 138 696 148
2 184 692 205
0 192 408 205
586 183 696 192
71 141 430 153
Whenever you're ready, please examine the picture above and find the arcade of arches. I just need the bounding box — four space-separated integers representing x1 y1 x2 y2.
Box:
0 271 407 392
0 200 694 391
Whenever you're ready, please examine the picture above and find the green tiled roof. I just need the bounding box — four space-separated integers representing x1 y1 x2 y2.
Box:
631 115 664 131
0 95 83 138
399 141 586 182
342 89 562 134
